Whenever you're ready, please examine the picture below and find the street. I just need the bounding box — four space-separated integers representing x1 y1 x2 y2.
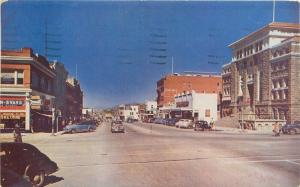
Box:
29 122 300 187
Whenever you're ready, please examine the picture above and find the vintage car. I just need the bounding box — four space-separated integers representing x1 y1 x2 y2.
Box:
176 119 194 129
281 122 300 135
194 120 211 131
1 142 59 187
63 122 96 134
111 120 125 133
1 167 32 187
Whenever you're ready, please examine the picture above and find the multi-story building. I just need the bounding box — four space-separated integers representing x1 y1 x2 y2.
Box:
174 91 218 122
222 22 300 128
221 63 233 117
140 101 157 121
65 77 83 123
1 48 56 132
50 61 68 128
118 104 139 121
156 73 222 108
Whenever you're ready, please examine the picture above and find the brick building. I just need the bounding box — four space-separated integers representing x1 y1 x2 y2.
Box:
1 48 56 132
156 73 222 108
65 77 83 123
221 22 300 127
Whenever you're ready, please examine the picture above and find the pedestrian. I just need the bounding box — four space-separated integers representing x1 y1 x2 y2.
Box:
273 121 280 136
210 118 215 131
13 123 22 143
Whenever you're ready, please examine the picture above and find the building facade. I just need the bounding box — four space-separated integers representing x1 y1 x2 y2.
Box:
118 104 139 121
222 22 300 127
157 73 222 108
65 77 83 123
1 48 56 132
221 63 233 117
50 61 69 128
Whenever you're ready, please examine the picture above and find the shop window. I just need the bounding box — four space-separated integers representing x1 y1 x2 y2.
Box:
17 71 24 84
1 70 15 84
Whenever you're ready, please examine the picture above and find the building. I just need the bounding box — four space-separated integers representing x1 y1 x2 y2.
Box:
220 63 233 117
82 108 94 118
50 61 68 128
222 22 300 129
65 77 83 123
140 101 157 121
157 73 222 108
1 48 56 132
160 91 218 121
118 104 139 121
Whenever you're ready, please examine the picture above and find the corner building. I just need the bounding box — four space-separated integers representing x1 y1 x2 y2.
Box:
222 22 300 125
157 73 222 108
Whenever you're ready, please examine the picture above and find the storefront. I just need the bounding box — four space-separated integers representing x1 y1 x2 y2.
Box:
173 91 218 122
0 95 30 130
30 93 55 132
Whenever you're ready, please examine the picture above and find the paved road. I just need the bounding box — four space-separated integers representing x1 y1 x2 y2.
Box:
30 122 300 187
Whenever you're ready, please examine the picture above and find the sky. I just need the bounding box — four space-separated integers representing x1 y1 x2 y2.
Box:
1 1 299 108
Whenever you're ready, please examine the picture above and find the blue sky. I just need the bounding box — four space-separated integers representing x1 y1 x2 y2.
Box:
1 1 299 108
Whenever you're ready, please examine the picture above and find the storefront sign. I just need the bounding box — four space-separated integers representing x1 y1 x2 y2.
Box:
176 101 189 108
0 96 26 110
0 112 26 119
31 95 42 110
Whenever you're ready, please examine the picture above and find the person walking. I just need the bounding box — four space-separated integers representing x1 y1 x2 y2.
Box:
13 123 22 143
273 121 280 136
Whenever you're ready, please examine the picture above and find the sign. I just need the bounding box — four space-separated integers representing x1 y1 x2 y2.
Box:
0 112 26 119
176 101 189 108
0 96 26 110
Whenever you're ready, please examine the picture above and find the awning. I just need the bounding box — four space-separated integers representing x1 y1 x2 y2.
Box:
32 110 52 118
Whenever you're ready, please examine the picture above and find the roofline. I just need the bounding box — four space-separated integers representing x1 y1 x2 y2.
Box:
228 22 300 48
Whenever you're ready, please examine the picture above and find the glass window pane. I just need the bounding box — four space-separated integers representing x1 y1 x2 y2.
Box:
1 70 15 84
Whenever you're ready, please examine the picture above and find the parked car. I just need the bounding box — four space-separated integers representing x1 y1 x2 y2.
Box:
1 167 33 187
63 122 96 133
160 118 167 125
111 120 125 133
165 118 178 126
149 118 155 123
282 123 300 135
194 120 211 131
1 142 59 187
176 119 194 129
153 118 161 124
126 118 134 123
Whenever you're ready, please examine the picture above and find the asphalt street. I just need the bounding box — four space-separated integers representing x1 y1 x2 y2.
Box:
29 122 300 187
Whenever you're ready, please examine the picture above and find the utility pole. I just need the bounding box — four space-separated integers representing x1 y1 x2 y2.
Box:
171 56 174 74
272 0 276 23
51 108 55 136
76 64 78 80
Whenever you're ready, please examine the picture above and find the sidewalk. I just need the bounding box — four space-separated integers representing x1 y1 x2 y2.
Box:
215 126 273 135
0 131 65 143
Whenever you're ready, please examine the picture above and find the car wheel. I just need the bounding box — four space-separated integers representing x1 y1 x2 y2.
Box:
71 129 76 134
31 171 45 187
289 129 297 135
88 128 92 132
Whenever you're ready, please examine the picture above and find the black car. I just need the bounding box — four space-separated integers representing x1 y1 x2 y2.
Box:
1 142 59 187
282 123 300 135
111 120 125 133
165 118 178 126
194 120 211 131
1 167 32 187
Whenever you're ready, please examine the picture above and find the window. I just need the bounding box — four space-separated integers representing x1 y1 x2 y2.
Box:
205 109 211 117
1 70 15 84
31 71 39 87
17 71 24 84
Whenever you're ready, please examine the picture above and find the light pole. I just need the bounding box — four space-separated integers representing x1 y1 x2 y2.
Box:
51 108 55 136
